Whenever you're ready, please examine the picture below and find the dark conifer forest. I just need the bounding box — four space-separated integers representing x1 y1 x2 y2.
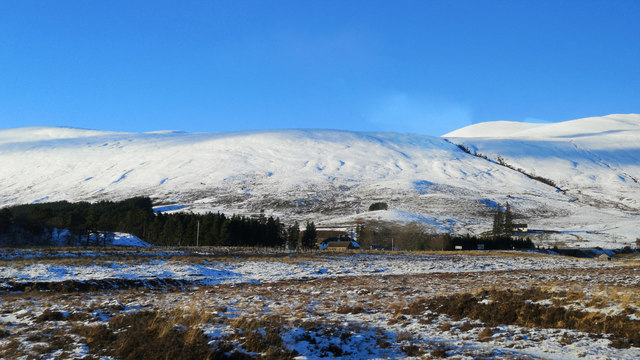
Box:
0 197 533 250
0 197 292 247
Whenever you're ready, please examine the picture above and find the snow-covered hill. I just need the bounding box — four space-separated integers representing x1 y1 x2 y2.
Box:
444 114 640 245
1 114 639 247
445 114 640 208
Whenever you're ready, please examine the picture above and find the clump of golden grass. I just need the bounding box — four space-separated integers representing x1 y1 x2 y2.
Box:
395 330 414 342
457 321 474 332
430 344 450 358
0 339 23 359
477 326 495 342
401 343 425 357
74 309 232 360
335 305 368 314
418 287 640 347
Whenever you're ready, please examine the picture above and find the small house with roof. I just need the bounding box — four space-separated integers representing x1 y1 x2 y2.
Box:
512 224 528 233
319 235 360 251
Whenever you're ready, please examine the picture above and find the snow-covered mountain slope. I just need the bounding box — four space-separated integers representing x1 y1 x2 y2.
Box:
445 114 640 210
1 115 639 246
444 114 640 139
443 114 640 246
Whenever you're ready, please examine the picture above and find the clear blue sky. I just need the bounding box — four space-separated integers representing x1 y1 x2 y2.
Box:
1 1 638 136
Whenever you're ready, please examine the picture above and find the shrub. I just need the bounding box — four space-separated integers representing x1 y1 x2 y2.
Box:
456 144 472 154
36 309 65 322
478 327 494 342
395 331 414 342
368 202 388 211
323 344 344 357
336 305 367 314
401 344 423 356
610 338 631 349
430 345 449 358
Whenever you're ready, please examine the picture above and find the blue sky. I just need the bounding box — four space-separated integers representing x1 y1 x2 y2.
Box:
1 1 638 136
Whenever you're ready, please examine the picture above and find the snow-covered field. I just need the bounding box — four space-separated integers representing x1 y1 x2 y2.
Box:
1 249 639 359
0 251 617 289
1 114 639 247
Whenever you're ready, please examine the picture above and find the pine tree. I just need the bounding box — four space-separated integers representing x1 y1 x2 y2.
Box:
503 202 513 235
185 217 198 246
301 221 317 249
162 216 181 245
0 208 12 235
287 221 300 250
492 205 504 237
265 216 283 247
219 220 230 246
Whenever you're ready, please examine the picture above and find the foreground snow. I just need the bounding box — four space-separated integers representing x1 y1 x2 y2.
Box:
1 250 639 359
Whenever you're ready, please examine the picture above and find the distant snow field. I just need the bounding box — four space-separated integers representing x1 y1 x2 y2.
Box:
1 113 639 247
0 252 614 288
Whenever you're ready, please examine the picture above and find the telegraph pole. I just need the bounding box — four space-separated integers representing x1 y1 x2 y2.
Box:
196 220 200 247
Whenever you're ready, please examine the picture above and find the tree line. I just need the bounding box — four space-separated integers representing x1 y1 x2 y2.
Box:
0 196 532 250
355 220 533 251
0 197 317 248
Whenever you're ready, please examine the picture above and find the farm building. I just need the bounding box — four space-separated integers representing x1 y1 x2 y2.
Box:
319 236 360 251
512 224 528 233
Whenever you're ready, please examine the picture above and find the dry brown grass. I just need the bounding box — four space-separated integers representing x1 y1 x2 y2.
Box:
335 305 368 314
2 250 638 359
421 287 640 347
401 343 424 356
222 315 299 358
74 310 231 360
430 344 450 358
340 249 555 259
438 322 453 332
606 288 640 310
395 330 414 342
477 327 495 342
0 339 23 359
457 321 474 332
